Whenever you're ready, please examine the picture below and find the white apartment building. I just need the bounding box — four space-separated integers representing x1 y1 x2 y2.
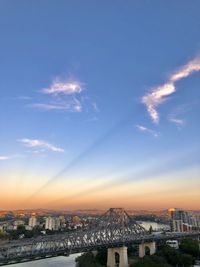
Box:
28 216 37 228
45 217 61 231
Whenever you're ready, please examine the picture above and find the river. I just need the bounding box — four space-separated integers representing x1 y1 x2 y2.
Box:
138 221 170 231
11 254 80 267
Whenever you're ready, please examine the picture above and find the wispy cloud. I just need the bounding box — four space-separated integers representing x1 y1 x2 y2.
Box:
29 76 99 117
92 102 100 113
169 117 185 125
30 103 70 110
142 56 200 123
29 77 85 113
19 139 64 153
168 103 191 126
41 78 83 95
0 154 24 160
136 124 158 137
30 97 82 113
0 156 11 160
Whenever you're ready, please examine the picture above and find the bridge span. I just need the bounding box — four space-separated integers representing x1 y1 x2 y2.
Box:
0 208 199 266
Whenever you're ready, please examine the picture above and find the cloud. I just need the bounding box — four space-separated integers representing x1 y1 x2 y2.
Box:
30 98 82 113
168 103 191 126
92 102 100 113
41 78 83 95
142 56 200 123
0 154 24 160
0 156 11 160
19 139 64 153
169 117 185 125
30 103 70 110
29 75 99 118
72 97 82 112
136 124 158 137
29 77 86 113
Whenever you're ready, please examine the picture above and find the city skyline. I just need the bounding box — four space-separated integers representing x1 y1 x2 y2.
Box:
0 1 200 210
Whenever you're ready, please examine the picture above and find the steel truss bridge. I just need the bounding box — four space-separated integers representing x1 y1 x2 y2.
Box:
0 208 199 265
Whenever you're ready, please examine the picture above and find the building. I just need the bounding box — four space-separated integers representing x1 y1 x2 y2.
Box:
71 215 81 224
168 208 176 220
28 214 37 228
13 220 25 227
45 217 61 231
168 208 198 232
191 214 200 230
25 225 33 231
58 216 66 228
171 219 183 232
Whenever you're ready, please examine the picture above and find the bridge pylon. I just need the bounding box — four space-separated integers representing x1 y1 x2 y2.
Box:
107 246 128 267
139 241 156 258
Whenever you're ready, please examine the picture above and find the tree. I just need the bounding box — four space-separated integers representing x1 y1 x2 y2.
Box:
157 245 182 266
76 252 105 267
131 255 172 267
180 238 200 257
95 249 107 266
149 225 153 234
180 253 193 267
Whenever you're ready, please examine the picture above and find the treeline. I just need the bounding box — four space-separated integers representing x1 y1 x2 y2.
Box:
130 238 200 267
6 225 71 240
7 225 42 239
76 250 107 267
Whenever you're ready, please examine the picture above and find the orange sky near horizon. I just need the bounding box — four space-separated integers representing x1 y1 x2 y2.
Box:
1 166 199 210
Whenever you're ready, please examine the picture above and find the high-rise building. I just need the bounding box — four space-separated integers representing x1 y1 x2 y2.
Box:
45 217 61 231
191 214 200 230
168 208 197 232
168 208 176 219
171 219 183 232
58 216 66 227
28 214 37 228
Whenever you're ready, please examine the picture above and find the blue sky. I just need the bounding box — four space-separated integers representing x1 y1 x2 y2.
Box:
0 0 200 210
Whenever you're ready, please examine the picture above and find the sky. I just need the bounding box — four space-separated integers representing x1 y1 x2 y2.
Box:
0 0 200 210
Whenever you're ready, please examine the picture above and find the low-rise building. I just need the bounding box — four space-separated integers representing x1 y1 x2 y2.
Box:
13 220 25 227
71 215 82 224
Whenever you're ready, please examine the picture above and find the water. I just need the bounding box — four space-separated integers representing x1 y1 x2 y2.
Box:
138 221 170 231
11 254 80 267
